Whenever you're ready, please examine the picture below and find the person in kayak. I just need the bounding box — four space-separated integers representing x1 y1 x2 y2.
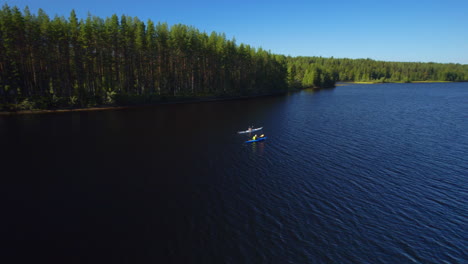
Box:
252 134 257 140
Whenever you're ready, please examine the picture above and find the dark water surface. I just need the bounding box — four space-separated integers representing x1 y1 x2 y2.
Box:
2 83 467 263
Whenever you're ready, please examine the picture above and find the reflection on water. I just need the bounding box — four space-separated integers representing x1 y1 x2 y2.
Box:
249 141 265 155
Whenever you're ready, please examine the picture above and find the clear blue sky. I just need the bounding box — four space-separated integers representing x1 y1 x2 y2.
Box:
5 0 468 64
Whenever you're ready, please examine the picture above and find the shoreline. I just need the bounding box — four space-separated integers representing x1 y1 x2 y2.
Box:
0 105 133 115
0 92 287 116
1 81 463 115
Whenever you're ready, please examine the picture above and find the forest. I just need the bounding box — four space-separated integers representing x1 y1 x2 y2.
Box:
287 56 468 86
0 5 288 110
1 5 467 111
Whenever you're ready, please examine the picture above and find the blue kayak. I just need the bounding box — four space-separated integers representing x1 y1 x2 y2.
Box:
245 137 267 143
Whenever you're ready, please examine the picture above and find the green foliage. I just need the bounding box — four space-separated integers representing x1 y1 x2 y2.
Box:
0 5 289 110
69 95 79 106
104 90 117 105
17 98 36 110
286 56 468 85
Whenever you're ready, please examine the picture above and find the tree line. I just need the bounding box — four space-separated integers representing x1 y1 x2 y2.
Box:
1 5 467 111
0 5 287 110
287 56 468 86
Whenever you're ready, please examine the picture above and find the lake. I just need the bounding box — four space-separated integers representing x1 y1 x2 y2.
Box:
1 82 467 263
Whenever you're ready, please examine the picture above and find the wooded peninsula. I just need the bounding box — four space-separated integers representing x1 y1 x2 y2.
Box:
1 5 468 111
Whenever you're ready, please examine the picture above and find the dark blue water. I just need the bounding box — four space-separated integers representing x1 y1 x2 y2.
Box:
1 83 467 263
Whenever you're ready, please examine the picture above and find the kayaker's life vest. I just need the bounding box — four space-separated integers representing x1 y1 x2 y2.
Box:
253 135 257 140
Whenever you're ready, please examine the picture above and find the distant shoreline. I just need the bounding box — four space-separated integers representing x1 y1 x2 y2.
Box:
338 81 459 85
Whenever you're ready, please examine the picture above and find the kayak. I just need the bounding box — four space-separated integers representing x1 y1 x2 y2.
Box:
245 137 267 143
238 127 263 134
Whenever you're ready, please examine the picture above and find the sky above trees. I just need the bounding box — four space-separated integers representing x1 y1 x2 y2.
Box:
5 0 468 64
